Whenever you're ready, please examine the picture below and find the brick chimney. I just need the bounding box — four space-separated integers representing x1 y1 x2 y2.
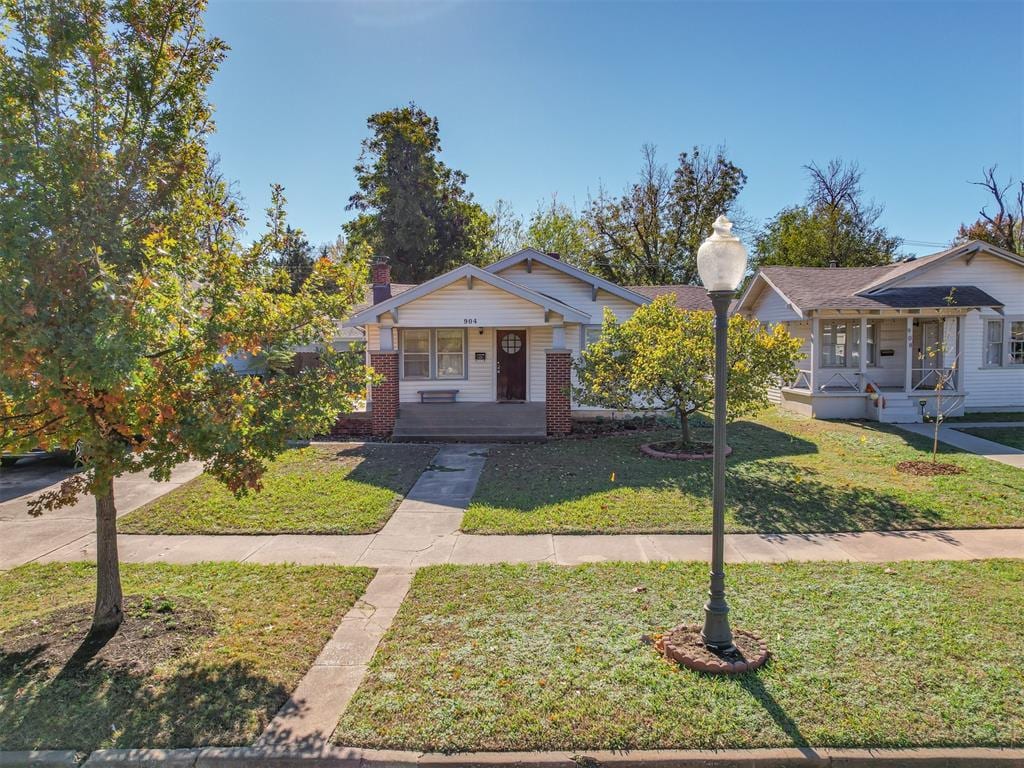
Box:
371 256 391 304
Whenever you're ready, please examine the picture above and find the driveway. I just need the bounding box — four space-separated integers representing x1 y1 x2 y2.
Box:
0 458 203 570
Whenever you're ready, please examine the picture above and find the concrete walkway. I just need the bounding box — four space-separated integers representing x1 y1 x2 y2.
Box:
257 567 414 748
898 423 1024 469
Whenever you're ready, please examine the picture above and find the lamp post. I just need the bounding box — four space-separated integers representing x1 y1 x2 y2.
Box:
695 215 748 652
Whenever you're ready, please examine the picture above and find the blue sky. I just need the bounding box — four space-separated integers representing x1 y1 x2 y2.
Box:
205 0 1023 256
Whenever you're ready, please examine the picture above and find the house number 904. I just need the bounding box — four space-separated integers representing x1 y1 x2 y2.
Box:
463 318 478 325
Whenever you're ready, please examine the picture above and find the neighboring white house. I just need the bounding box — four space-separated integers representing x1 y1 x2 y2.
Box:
735 240 1024 423
341 249 712 438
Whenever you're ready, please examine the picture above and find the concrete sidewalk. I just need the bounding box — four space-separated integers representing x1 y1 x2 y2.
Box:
24 526 1024 568
898 423 1024 469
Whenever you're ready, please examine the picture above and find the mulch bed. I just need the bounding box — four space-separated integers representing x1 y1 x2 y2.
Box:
896 460 965 477
656 624 769 675
640 440 731 460
567 417 671 440
0 595 215 676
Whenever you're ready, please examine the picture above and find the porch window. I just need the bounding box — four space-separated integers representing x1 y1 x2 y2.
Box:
401 329 431 379
985 320 1004 366
1011 321 1024 365
583 325 603 348
435 329 466 379
820 321 849 367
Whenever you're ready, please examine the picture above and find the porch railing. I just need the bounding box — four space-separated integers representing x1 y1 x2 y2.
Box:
816 371 861 391
788 369 812 390
911 367 959 392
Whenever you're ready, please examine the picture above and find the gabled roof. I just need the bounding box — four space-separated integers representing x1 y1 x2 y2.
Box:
484 248 651 306
736 240 1021 315
627 284 715 311
342 263 592 326
860 240 1024 293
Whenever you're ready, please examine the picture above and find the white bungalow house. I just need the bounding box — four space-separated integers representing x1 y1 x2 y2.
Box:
341 250 712 439
735 240 1024 423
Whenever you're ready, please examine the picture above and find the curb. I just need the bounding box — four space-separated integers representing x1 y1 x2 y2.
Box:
0 754 79 768
67 746 1024 767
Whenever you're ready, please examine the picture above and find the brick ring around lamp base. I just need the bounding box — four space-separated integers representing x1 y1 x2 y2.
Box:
657 625 769 675
639 443 733 460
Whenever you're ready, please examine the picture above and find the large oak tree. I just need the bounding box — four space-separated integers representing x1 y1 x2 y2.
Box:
586 145 748 285
0 0 367 632
754 159 901 268
345 104 494 283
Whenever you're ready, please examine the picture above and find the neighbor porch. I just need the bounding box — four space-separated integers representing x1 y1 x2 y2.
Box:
779 312 968 423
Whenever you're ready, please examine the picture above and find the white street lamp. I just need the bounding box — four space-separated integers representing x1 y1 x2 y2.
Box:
696 215 747 653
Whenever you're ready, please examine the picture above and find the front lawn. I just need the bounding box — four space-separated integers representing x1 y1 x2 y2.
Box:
335 561 1024 752
120 443 436 534
462 409 1024 534
947 412 1024 423
0 562 373 750
957 427 1024 451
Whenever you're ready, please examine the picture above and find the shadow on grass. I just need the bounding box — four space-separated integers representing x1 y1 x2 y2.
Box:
736 672 811 749
0 638 290 751
312 443 435 497
476 420 941 532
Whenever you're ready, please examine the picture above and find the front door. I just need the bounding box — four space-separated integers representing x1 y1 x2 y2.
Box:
496 329 527 401
913 320 942 386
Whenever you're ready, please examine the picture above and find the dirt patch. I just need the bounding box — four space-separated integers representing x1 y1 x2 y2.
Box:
567 417 675 439
0 595 215 676
896 460 965 477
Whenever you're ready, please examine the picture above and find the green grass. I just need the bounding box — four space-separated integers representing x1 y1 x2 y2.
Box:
946 412 1024 423
335 561 1024 752
957 426 1024 450
120 443 436 534
462 409 1024 534
0 562 374 750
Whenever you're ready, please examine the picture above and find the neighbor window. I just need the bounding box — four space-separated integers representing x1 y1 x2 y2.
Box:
985 320 1005 366
1011 321 1024 365
823 320 877 368
401 329 431 379
435 329 466 379
583 325 603 348
400 329 467 380
821 321 849 367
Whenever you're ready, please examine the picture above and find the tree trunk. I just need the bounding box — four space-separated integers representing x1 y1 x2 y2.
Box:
93 475 124 632
678 407 691 447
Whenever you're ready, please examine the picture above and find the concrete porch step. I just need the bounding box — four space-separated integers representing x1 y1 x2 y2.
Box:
393 402 547 442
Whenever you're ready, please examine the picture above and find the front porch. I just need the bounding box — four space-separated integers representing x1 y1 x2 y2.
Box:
780 314 967 423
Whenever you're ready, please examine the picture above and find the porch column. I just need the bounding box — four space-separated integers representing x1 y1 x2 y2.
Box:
809 317 819 391
369 350 399 437
859 317 868 391
545 345 572 437
904 316 914 393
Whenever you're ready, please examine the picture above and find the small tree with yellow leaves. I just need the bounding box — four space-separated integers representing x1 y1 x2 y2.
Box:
574 296 803 447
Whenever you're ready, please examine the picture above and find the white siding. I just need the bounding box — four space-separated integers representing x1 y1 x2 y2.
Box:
494 261 640 322
898 253 1023 409
393 279 551 326
752 284 801 323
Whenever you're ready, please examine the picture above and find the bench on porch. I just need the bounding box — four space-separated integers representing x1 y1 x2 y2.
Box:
418 389 459 404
